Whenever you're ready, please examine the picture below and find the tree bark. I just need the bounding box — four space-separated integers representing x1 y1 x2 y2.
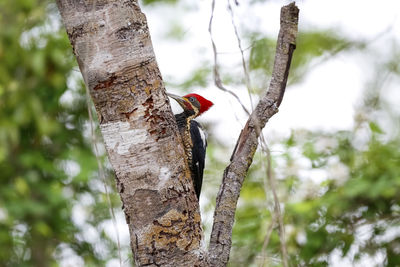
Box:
207 3 299 266
56 1 203 266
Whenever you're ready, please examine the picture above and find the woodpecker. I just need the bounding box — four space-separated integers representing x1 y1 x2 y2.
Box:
167 92 213 199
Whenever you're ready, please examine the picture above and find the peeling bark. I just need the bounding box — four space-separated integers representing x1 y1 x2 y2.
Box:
207 3 299 266
56 1 203 266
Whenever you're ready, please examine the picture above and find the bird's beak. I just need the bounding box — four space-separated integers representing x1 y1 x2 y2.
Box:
167 92 190 109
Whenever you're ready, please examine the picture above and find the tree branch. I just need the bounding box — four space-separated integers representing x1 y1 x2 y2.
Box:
207 3 299 266
209 0 251 116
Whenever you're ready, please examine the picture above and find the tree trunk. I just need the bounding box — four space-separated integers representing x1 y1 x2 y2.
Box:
56 1 203 266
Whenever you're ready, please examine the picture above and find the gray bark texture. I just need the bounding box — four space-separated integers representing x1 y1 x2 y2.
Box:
207 3 299 266
55 1 203 266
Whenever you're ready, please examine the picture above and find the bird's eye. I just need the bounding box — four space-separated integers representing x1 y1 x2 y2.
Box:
189 97 195 102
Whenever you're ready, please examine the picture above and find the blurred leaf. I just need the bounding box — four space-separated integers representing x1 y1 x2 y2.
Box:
141 0 179 5
369 121 384 134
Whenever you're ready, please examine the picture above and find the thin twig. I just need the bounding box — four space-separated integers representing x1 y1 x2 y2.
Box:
227 0 254 111
81 2 123 265
86 87 123 267
258 139 277 267
208 0 250 116
260 136 288 267
260 217 276 266
216 43 254 55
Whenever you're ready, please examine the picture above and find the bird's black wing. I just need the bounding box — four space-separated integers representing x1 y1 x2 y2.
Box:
190 120 207 199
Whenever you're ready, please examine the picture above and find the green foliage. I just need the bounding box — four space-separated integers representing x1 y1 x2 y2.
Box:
230 165 270 266
223 119 400 266
141 0 179 5
164 21 187 40
248 30 360 85
249 37 275 74
0 1 122 265
179 65 212 89
284 128 400 266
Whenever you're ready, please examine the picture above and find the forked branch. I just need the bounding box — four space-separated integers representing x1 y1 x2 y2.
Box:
207 3 299 266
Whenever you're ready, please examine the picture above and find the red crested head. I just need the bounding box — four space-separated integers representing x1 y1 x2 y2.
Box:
183 93 214 115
